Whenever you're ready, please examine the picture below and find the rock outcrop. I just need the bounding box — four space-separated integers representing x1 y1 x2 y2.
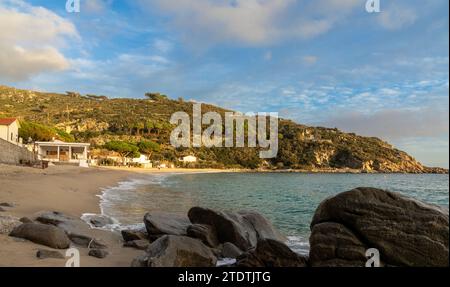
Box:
237 239 308 267
188 207 285 251
309 187 449 267
144 212 190 239
143 235 217 267
9 223 71 249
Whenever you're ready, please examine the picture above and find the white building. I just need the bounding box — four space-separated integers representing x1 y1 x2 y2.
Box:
131 154 153 168
35 140 90 165
0 118 20 145
180 155 197 163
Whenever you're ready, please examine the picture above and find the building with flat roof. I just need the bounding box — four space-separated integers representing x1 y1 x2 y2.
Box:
35 140 90 165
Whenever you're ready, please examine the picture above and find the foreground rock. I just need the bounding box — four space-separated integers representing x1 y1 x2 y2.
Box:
138 235 217 267
144 212 190 239
9 223 71 249
186 224 219 247
67 233 107 249
88 215 114 228
89 249 109 259
310 187 449 267
124 239 149 250
36 211 74 226
188 207 285 251
121 228 148 242
237 239 308 267
36 249 65 259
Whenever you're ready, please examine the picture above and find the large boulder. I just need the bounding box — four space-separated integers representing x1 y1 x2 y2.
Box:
143 235 217 267
144 212 190 239
188 207 285 251
237 239 308 267
309 222 367 267
310 187 449 267
9 223 71 249
186 224 219 248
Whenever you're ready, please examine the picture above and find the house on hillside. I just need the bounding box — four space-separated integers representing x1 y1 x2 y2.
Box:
179 155 197 163
0 118 21 145
35 140 90 166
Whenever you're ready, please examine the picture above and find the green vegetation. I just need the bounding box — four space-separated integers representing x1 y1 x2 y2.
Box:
18 121 74 143
137 140 160 157
0 85 429 172
104 141 140 161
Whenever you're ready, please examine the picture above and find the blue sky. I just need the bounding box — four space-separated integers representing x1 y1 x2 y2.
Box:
0 0 448 167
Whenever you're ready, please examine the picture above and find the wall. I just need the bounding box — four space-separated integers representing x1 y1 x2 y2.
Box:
0 125 7 142
0 138 36 165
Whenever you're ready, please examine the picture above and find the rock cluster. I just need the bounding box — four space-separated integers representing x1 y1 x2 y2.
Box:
128 208 298 267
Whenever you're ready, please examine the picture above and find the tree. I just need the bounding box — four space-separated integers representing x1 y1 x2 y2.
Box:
104 141 140 164
19 121 74 143
137 140 160 158
145 92 167 101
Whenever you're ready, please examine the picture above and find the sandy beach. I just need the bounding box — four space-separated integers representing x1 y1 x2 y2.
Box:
0 164 225 267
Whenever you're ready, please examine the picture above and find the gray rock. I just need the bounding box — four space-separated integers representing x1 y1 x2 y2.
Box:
121 229 148 242
145 235 217 267
144 212 190 239
36 249 65 259
131 254 149 267
9 223 71 249
19 217 34 224
237 239 308 267
188 207 285 251
222 242 243 259
88 215 114 228
36 211 74 226
310 187 449 267
187 224 219 247
0 202 14 207
88 249 109 259
309 222 368 267
68 233 107 249
124 239 150 250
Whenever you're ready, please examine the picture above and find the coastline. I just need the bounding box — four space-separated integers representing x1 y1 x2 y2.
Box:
0 164 235 267
1 164 448 267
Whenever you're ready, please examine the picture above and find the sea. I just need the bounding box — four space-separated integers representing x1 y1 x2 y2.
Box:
83 172 449 256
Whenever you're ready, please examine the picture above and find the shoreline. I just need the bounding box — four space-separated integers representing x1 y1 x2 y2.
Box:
0 164 448 267
0 164 241 267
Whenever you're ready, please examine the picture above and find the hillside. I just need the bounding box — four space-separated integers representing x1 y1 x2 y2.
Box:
0 85 445 173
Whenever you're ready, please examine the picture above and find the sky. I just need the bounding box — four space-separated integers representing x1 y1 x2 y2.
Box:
0 0 448 167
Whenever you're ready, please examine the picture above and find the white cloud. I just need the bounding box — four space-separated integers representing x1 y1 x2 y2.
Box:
378 4 417 30
0 0 80 81
140 0 360 46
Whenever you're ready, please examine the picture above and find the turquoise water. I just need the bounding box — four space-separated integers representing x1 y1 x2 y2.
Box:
98 172 449 254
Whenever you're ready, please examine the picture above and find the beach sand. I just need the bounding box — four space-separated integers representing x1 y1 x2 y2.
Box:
0 164 225 267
